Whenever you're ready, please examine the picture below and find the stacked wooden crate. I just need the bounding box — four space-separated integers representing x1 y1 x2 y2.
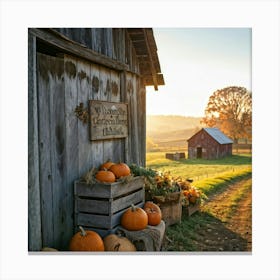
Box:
74 176 145 237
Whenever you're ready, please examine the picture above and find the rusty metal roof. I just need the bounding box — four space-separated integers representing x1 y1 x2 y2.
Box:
126 28 164 90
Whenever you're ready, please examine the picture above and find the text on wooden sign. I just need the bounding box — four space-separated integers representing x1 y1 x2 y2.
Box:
89 100 128 140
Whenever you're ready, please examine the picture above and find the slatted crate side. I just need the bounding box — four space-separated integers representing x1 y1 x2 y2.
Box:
74 176 144 199
187 204 200 217
74 225 118 238
111 188 144 213
111 176 144 197
160 201 182 227
75 198 111 215
76 201 144 229
75 187 144 215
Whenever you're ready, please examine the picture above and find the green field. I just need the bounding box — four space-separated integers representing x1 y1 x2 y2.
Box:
146 152 252 251
146 152 252 183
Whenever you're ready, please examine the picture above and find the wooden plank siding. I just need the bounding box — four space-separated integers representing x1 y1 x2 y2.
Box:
188 129 233 160
28 32 42 251
29 28 153 250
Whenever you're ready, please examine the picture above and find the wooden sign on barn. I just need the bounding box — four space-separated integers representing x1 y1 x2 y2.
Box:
28 28 164 251
88 100 128 140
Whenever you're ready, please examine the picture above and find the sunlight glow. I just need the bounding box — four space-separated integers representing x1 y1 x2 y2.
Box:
147 28 252 117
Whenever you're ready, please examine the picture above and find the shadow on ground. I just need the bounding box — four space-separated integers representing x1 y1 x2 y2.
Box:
163 210 250 252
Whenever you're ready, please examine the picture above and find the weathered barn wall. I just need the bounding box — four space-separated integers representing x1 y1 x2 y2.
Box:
188 129 232 159
28 28 151 250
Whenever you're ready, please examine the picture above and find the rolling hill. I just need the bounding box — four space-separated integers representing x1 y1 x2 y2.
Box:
147 115 203 142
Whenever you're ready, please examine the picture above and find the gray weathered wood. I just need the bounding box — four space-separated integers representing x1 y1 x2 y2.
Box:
90 62 104 168
30 28 155 250
75 188 144 215
110 69 123 162
47 55 67 249
76 201 144 229
64 55 79 242
76 198 110 215
111 188 144 213
74 176 144 199
28 32 42 251
120 71 129 163
126 73 140 164
99 65 114 162
30 28 128 71
137 80 146 166
77 59 93 175
37 54 55 247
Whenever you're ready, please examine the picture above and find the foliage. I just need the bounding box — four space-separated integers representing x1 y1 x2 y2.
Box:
129 164 207 205
182 186 208 206
129 164 180 197
201 86 252 142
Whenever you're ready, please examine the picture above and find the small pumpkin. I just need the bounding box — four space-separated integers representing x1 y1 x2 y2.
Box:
121 204 148 231
95 170 116 183
100 160 115 171
103 234 136 251
69 226 104 251
144 201 162 226
189 188 200 204
109 163 131 178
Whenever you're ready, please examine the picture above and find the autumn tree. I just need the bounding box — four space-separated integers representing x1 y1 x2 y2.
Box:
201 86 252 143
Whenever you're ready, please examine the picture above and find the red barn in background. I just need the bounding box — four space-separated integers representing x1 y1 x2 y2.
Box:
187 128 233 159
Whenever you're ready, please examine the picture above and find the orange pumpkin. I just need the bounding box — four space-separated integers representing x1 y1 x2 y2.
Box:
100 160 115 170
144 201 162 226
121 204 148 231
69 226 104 251
95 170 116 183
109 163 130 178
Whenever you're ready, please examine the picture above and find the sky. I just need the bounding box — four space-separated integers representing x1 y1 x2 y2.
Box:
146 28 252 117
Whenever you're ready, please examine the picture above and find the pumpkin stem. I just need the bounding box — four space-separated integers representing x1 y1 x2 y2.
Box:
79 226 87 237
131 204 136 212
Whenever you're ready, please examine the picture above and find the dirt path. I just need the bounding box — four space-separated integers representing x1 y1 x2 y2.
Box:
193 177 252 251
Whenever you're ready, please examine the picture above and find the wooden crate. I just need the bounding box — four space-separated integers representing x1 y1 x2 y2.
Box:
186 204 200 217
153 192 182 227
159 201 182 226
74 176 145 237
165 152 185 160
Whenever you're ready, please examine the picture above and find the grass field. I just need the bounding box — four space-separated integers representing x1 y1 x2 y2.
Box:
146 151 253 251
146 152 252 184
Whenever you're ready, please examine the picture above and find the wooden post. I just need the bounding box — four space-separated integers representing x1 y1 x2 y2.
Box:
28 30 42 251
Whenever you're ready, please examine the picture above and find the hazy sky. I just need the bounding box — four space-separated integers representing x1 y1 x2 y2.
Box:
146 28 252 117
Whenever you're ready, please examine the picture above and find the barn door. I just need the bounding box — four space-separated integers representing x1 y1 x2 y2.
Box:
37 53 73 250
196 147 202 158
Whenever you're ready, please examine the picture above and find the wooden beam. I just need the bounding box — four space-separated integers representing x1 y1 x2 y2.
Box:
142 29 158 91
29 28 129 71
28 31 42 251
